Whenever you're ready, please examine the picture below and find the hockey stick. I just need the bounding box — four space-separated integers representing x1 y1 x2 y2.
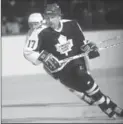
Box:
50 50 91 73
60 36 123 64
99 40 123 50
51 36 123 73
97 36 121 45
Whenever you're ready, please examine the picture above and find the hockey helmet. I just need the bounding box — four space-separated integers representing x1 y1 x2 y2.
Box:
44 3 62 17
28 13 43 28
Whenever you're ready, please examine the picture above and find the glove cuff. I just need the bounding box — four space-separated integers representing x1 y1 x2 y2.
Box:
88 50 100 59
38 50 50 62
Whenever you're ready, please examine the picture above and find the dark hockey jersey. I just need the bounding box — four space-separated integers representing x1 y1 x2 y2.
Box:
36 20 85 60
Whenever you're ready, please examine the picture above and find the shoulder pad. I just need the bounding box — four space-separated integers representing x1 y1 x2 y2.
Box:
36 25 47 34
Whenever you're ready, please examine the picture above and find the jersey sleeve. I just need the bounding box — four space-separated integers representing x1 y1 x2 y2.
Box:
23 27 45 65
74 21 88 45
23 47 41 65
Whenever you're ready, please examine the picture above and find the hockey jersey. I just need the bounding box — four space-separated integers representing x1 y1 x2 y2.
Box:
23 25 47 65
23 20 86 65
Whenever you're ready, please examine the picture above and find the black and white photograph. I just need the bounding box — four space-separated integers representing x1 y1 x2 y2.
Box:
1 0 123 123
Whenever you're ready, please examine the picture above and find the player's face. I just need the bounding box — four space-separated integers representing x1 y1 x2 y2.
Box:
28 22 41 29
45 15 61 29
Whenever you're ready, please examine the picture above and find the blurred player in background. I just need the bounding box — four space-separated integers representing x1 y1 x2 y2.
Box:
23 5 123 119
28 13 45 29
23 13 47 65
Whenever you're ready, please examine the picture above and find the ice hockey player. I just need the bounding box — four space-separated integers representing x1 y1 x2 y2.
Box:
23 5 123 118
23 13 47 65
24 12 96 105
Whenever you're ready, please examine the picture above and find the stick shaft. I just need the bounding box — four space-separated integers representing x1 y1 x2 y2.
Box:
98 36 120 45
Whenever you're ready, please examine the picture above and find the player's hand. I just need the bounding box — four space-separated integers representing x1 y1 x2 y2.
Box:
38 50 61 72
81 42 98 53
81 42 100 59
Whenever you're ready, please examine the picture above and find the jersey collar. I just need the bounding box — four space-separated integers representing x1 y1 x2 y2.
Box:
54 20 63 32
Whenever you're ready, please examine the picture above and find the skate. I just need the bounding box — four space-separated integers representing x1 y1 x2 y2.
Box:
114 106 123 117
98 96 118 119
102 107 117 119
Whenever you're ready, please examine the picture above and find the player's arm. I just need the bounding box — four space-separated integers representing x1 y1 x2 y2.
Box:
37 49 61 72
23 27 48 65
36 32 61 72
80 40 100 59
23 30 42 65
24 31 61 72
75 21 100 59
23 48 41 65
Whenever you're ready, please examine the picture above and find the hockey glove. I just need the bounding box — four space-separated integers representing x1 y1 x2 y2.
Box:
81 41 100 59
38 50 61 72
